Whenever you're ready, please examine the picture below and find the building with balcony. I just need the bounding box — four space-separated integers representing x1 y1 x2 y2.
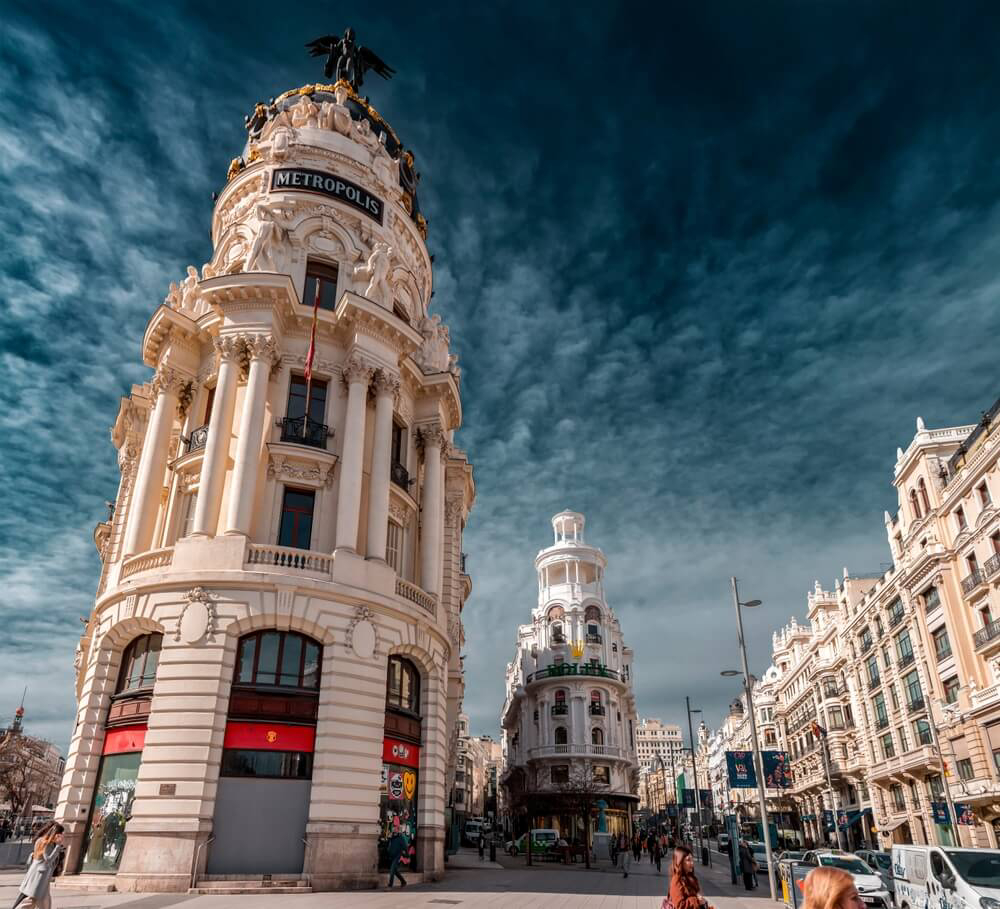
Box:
500 512 639 842
703 400 1000 852
635 718 684 772
56 62 475 892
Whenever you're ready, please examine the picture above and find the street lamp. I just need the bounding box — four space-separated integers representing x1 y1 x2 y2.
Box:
686 698 709 866
726 577 776 901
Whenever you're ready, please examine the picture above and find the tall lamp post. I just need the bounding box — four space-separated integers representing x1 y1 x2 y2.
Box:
657 753 669 834
686 697 709 865
722 576 776 901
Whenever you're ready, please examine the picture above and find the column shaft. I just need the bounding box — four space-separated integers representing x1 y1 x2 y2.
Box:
419 426 444 595
225 337 275 535
122 371 182 557
192 338 240 537
366 372 398 560
334 356 372 552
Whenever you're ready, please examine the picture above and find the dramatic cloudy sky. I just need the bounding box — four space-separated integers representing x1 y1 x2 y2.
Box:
4 1 1000 750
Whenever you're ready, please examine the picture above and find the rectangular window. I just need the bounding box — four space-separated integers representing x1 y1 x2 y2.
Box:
896 630 914 665
888 599 904 627
944 676 960 704
860 628 873 652
874 693 888 727
957 758 974 781
914 719 932 746
551 765 569 785
932 627 952 661
866 655 880 687
891 783 905 810
993 749 1000 775
881 733 895 759
957 507 968 530
286 374 328 423
203 386 216 424
386 520 402 573
220 749 313 779
889 684 899 711
903 669 923 706
303 260 339 311
897 725 909 752
179 491 198 538
278 487 315 550
924 586 941 611
979 482 992 507
927 775 944 799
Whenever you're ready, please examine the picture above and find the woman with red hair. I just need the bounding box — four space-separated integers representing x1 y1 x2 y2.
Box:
802 866 866 909
668 846 713 909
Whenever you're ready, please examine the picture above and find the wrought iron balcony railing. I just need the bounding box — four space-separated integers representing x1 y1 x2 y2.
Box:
898 651 915 669
975 618 1000 649
985 552 1000 580
391 460 409 489
589 703 606 716
907 697 926 714
551 704 568 716
586 633 603 644
279 415 328 449
962 569 985 595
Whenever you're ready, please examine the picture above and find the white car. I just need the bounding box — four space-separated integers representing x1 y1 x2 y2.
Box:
894 845 1000 909
802 852 890 909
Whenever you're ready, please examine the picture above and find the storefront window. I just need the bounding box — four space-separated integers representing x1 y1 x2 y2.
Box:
79 751 141 872
379 738 419 871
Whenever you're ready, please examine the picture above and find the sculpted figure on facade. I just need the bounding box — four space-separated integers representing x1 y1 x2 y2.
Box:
290 94 321 130
352 241 393 309
179 265 200 311
413 314 452 374
244 203 297 274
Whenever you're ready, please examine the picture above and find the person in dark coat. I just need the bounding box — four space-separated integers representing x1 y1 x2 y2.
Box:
386 831 408 888
653 837 663 873
12 823 64 909
738 839 757 891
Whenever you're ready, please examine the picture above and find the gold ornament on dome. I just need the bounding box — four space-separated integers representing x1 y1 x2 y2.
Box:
246 146 261 165
273 79 400 148
226 157 244 181
400 191 413 214
416 212 428 239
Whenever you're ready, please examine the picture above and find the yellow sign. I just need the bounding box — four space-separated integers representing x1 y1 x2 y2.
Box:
403 771 416 800
266 730 278 744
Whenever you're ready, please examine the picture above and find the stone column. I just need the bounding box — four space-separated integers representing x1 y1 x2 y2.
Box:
225 335 277 536
334 354 373 552
365 370 399 561
122 367 186 557
192 335 241 537
419 423 446 595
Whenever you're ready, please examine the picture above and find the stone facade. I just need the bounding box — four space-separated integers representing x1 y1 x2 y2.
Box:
703 401 1000 850
500 512 639 840
56 76 474 891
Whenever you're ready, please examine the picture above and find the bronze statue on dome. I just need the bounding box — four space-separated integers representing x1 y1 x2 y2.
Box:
306 28 395 92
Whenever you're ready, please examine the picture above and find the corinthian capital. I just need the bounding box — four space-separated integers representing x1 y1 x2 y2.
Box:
341 353 374 387
213 334 242 361
417 422 447 452
245 333 279 364
151 365 187 399
371 368 400 400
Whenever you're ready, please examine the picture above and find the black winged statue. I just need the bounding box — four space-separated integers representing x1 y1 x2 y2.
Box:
305 28 395 92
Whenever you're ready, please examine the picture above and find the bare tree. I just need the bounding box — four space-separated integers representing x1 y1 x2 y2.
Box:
0 729 59 828
552 761 612 870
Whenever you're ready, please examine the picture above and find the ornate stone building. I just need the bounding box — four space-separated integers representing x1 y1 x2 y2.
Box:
56 67 474 892
500 512 639 842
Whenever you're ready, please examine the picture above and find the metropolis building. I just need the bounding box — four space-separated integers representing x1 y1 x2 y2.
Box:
55 51 474 892
500 513 639 841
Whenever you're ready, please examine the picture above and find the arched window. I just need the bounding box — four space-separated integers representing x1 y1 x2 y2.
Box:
584 605 602 622
235 631 321 690
592 727 604 746
910 490 922 520
554 726 568 745
551 622 565 644
589 690 604 716
116 633 163 695
554 689 566 704
386 656 421 715
919 478 930 513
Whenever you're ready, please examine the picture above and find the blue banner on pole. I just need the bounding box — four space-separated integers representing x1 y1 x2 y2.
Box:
956 804 976 826
822 809 834 832
682 789 695 808
931 801 950 824
762 751 793 789
667 804 678 817
699 789 713 808
725 751 757 788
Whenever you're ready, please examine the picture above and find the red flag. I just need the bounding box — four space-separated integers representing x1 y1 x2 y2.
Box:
810 721 827 738
304 279 321 382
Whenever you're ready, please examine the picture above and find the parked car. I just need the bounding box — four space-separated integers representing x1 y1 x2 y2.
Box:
856 850 895 904
463 819 483 846
718 832 731 854
749 842 773 875
802 852 891 909
893 845 1000 909
505 828 559 856
778 850 805 862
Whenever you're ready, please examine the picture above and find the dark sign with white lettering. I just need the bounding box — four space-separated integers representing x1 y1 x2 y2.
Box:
270 168 383 224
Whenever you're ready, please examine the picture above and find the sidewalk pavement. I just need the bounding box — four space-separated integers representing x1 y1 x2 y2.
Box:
446 846 505 869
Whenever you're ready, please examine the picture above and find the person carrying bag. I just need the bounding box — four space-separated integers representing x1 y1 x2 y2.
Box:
12 823 64 909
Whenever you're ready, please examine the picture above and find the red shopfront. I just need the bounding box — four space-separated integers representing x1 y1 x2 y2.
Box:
379 736 420 870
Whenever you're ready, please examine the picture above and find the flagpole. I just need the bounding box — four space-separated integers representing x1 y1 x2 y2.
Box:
303 278 321 439
817 727 847 851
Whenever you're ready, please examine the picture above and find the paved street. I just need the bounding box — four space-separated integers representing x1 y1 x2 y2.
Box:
0 847 777 908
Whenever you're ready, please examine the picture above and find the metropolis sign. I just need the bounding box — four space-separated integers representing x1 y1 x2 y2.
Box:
270 167 384 224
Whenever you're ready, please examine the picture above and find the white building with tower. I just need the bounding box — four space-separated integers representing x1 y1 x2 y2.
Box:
55 37 474 893
500 512 639 842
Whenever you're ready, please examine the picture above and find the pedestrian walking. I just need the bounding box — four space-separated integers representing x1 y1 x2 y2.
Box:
633 832 642 862
478 830 485 861
654 837 663 873
668 846 714 909
386 830 408 888
11 823 64 909
618 832 631 878
648 832 656 864
802 866 866 909
738 839 757 891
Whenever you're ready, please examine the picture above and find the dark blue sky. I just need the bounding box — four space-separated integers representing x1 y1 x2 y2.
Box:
3 1 1000 748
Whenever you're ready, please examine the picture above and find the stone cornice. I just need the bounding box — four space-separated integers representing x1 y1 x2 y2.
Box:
198 272 297 326
335 290 423 359
410 368 462 432
141 306 200 369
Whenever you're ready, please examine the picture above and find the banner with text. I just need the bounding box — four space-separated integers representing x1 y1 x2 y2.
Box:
725 751 757 789
762 751 793 788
